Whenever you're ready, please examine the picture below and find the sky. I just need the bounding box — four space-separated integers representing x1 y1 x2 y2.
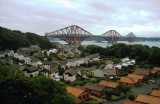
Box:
0 0 160 37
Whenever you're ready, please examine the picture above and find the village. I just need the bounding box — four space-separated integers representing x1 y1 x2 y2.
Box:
0 44 160 104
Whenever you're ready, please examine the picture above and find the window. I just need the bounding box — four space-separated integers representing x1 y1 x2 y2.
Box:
78 96 81 99
87 94 89 97
83 95 85 99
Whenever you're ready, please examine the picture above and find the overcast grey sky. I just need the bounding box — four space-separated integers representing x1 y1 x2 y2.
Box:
0 0 160 37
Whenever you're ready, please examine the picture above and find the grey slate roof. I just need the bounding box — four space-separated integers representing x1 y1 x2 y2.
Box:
134 68 151 76
49 68 59 73
24 66 39 72
84 82 105 92
20 47 29 51
67 69 78 75
59 60 67 65
30 45 41 49
29 56 40 62
43 61 52 65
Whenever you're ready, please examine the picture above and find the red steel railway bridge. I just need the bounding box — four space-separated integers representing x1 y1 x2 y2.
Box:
45 25 136 45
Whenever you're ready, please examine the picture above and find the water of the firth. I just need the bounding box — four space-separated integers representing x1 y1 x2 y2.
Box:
50 40 160 48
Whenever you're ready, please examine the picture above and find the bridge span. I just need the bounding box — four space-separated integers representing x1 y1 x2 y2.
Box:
45 25 136 45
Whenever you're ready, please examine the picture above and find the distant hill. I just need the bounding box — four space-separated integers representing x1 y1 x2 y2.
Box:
0 26 53 50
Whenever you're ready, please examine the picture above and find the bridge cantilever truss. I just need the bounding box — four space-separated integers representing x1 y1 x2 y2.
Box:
45 25 136 45
45 25 93 45
101 30 122 44
126 32 136 42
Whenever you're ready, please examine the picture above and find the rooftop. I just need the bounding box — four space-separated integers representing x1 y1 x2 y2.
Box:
134 68 150 76
84 82 105 92
151 90 160 97
128 74 144 80
135 94 160 104
120 77 139 84
99 80 119 88
153 67 160 71
66 86 84 97
123 100 144 104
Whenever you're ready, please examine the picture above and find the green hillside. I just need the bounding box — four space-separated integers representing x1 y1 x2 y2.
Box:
0 26 53 50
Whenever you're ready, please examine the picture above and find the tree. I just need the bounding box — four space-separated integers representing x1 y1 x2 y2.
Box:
0 63 76 104
117 84 131 94
105 89 114 99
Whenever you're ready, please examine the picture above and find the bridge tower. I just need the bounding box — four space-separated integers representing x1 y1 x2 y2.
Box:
101 30 121 44
45 25 93 45
126 32 136 42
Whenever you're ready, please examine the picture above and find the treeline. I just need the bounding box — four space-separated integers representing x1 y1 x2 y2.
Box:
79 43 160 67
0 62 76 104
0 26 53 50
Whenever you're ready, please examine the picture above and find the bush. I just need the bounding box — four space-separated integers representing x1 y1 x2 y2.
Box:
110 95 121 101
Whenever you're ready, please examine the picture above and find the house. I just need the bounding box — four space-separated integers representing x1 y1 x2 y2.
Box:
57 52 68 58
29 45 41 51
134 68 151 78
49 48 58 54
63 69 78 82
74 49 81 54
151 90 160 98
23 54 31 65
115 64 122 69
135 94 160 104
29 56 42 66
153 67 160 75
122 63 129 67
151 70 158 76
84 82 106 97
127 74 145 83
67 58 84 67
99 80 119 89
131 59 136 64
0 51 5 58
45 68 60 81
18 47 29 53
23 66 39 77
67 59 77 67
77 69 87 80
104 63 115 70
66 86 90 103
92 68 116 78
0 50 14 58
67 51 75 57
121 57 130 62
42 61 55 70
7 50 14 57
33 52 44 57
82 57 89 64
63 69 86 82
123 100 144 104
14 53 20 58
88 53 100 62
59 60 68 69
119 77 139 87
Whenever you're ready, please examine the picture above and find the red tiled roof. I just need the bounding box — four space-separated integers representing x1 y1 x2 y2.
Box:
123 100 144 104
151 90 160 97
135 94 160 104
128 74 144 80
66 86 84 97
99 80 119 88
120 77 139 84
